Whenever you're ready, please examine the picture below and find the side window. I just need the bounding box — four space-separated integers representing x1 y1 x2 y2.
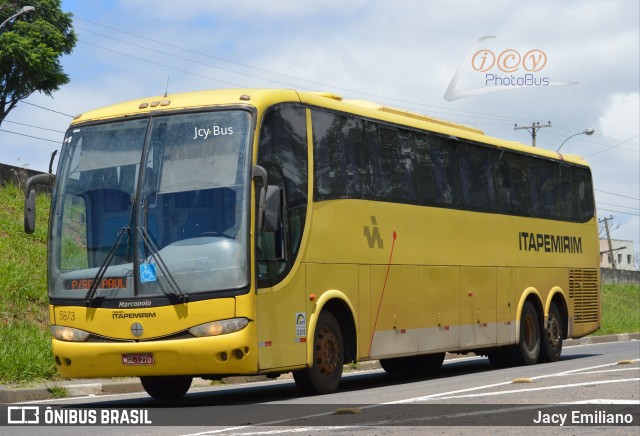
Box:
260 105 308 207
557 165 573 220
344 117 369 198
372 126 416 203
312 110 368 200
573 166 594 222
495 151 530 216
312 110 342 200
528 158 558 219
414 132 460 207
456 142 497 212
257 105 308 286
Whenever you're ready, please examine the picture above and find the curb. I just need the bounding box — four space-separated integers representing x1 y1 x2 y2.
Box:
1 333 637 403
563 332 640 346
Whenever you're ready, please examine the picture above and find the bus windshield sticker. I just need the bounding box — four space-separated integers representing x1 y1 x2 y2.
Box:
140 263 157 283
295 313 306 337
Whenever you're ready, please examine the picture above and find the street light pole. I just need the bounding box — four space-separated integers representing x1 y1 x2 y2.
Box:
557 128 595 152
0 5 35 30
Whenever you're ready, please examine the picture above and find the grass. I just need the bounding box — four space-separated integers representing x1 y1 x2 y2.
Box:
596 283 640 336
0 182 56 383
0 181 638 384
47 385 69 399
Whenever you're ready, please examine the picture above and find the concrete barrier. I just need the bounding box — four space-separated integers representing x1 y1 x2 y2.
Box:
601 267 640 284
0 163 50 192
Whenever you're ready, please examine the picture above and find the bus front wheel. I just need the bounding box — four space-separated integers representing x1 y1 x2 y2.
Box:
293 311 344 395
539 301 563 362
140 375 192 400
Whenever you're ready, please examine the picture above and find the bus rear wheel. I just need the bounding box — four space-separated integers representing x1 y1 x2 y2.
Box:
140 375 192 400
293 311 344 394
380 353 445 374
539 302 563 362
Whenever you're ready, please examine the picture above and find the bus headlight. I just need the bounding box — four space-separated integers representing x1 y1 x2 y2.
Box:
189 318 249 337
51 326 90 342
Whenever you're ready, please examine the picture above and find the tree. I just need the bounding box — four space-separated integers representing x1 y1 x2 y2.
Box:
0 0 76 127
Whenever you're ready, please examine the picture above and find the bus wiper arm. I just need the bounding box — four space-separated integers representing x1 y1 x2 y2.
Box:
85 227 130 307
137 226 188 303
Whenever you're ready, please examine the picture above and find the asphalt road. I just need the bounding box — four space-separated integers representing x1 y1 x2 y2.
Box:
3 340 639 435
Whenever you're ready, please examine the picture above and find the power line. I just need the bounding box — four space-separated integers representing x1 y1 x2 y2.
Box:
3 120 66 133
595 189 640 201
597 202 640 212
67 16 640 149
75 27 315 91
541 129 639 152
583 134 640 157
78 40 247 88
74 17 546 124
0 128 61 144
552 121 640 143
21 101 73 118
597 207 640 217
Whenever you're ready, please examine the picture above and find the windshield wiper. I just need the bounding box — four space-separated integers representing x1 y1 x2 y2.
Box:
85 226 130 307
137 226 189 303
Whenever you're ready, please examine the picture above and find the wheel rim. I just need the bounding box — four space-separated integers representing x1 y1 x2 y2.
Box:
315 326 340 377
523 314 536 351
546 313 561 348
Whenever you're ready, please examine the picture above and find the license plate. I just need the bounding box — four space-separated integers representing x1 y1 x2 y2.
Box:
122 353 154 366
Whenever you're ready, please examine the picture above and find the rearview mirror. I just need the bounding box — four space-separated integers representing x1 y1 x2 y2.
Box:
24 173 55 234
24 189 37 234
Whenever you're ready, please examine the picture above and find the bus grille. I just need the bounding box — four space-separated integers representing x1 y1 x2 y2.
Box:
569 269 599 323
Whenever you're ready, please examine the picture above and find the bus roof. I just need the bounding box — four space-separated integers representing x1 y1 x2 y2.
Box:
71 88 589 167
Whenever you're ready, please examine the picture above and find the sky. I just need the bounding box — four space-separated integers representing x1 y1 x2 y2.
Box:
1 0 639 256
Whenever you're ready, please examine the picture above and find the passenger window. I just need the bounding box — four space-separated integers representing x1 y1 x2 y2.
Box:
372 126 416 203
414 133 460 207
573 167 594 222
312 110 368 200
457 142 497 212
528 158 558 219
495 151 530 216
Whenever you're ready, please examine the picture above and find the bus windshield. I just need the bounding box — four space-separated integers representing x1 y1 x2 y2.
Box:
50 110 252 303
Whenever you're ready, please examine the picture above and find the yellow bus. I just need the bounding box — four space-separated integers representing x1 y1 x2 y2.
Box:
25 88 600 399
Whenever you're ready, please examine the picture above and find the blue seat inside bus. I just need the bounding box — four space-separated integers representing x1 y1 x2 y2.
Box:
172 188 236 241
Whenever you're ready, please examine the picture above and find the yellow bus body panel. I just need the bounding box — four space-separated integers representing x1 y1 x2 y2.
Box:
49 89 600 380
52 324 257 378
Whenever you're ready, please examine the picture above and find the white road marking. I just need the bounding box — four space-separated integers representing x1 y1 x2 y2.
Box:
395 378 640 402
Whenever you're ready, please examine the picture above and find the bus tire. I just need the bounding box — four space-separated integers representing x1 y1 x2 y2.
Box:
487 348 510 367
418 352 445 370
380 353 445 374
380 356 412 373
140 375 192 400
510 300 540 365
293 311 344 394
539 301 563 362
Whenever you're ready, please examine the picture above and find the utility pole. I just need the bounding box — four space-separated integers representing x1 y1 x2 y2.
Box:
514 121 552 147
600 215 616 269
